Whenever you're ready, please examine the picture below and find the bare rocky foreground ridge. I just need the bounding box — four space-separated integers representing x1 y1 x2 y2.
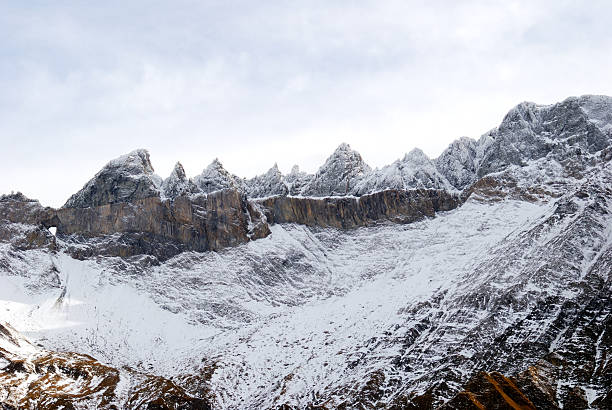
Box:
1 95 612 409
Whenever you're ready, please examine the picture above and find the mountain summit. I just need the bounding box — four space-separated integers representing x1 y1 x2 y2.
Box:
193 158 245 194
63 149 162 208
300 142 372 196
161 161 200 199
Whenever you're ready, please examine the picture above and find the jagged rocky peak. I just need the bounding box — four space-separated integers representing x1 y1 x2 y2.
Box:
301 142 371 196
193 158 245 194
161 161 201 199
63 149 162 209
402 147 432 163
353 148 451 195
284 164 313 195
477 95 612 177
245 163 288 198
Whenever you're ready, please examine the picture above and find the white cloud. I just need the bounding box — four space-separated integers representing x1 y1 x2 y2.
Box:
0 1 611 206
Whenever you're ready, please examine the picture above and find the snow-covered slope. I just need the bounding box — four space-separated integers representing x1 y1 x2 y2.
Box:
0 196 549 400
3 161 610 407
188 198 553 408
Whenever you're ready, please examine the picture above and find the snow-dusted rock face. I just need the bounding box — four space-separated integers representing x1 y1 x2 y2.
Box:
284 164 314 195
161 161 201 199
244 164 288 198
353 148 452 194
193 158 245 194
578 94 612 135
433 95 612 190
63 149 162 209
300 143 371 196
435 137 480 189
0 193 57 251
476 95 612 177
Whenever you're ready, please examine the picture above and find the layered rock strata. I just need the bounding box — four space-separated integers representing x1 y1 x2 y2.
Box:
258 189 460 229
57 190 270 260
2 188 460 261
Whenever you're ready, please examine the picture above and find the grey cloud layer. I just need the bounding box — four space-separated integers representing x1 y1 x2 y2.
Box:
1 1 611 206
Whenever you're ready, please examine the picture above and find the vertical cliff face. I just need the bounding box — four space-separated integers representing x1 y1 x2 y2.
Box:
0 152 466 261
15 187 458 260
259 189 460 229
54 190 271 260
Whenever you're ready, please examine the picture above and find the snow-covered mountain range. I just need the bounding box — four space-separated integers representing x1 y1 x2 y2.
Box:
59 95 612 207
1 95 612 409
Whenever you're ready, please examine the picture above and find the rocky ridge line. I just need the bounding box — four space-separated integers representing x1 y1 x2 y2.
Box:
54 95 612 210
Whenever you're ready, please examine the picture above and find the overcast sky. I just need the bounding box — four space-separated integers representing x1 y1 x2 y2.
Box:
1 1 611 207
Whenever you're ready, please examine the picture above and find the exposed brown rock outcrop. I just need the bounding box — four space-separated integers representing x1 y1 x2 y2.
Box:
0 193 53 225
55 190 271 260
441 371 537 410
1 189 461 260
0 193 57 251
0 323 211 409
442 356 609 410
258 189 460 228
